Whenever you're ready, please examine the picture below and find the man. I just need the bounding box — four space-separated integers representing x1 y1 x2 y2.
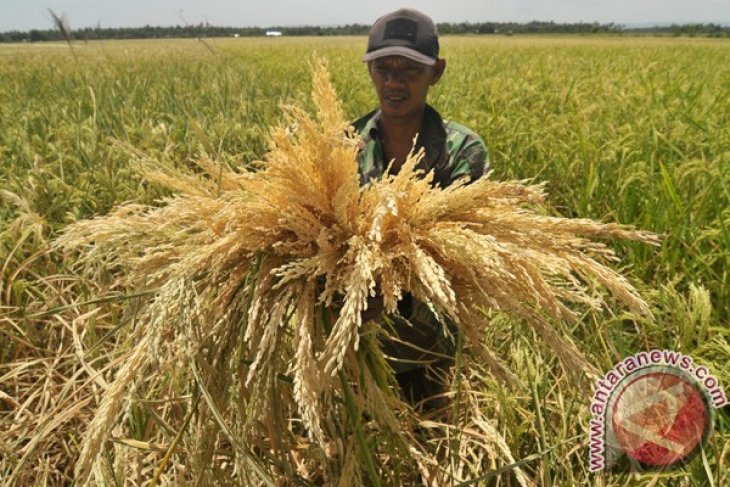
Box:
354 8 488 187
353 8 490 410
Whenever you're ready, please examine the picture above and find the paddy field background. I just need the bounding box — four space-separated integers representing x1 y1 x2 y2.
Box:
0 36 728 485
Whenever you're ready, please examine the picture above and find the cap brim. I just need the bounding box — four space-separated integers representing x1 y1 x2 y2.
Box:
362 46 436 66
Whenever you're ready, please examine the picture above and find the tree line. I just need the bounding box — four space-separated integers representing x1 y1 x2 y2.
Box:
1 21 728 43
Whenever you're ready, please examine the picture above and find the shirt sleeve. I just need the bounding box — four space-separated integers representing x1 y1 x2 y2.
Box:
448 135 490 185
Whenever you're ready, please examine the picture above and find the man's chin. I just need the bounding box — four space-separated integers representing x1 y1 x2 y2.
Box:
380 104 423 121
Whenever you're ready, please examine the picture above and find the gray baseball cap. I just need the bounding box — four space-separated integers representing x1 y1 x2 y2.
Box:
363 8 440 66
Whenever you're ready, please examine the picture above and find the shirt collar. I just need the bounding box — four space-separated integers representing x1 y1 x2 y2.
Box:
360 109 381 144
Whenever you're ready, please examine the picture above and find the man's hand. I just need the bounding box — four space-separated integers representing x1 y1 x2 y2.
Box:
360 293 414 322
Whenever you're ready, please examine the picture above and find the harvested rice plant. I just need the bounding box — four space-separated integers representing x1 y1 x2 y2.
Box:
1 36 729 486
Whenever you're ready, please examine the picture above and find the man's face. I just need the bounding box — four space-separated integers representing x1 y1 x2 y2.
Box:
368 55 445 120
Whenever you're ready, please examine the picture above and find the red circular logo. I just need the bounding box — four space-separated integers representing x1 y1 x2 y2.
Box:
611 371 709 466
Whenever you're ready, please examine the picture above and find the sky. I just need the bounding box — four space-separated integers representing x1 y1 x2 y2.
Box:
1 0 730 32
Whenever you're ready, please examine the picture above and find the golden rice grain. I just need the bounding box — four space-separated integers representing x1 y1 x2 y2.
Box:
57 57 659 485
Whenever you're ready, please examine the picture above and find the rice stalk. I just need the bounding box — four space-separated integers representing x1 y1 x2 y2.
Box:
48 9 77 61
54 57 659 485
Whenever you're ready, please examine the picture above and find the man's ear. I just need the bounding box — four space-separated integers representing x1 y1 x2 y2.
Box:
430 58 446 85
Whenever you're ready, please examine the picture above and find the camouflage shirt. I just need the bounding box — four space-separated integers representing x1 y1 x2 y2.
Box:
350 105 489 374
351 104 489 188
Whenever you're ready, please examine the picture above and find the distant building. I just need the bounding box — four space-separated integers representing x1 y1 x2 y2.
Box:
265 31 283 37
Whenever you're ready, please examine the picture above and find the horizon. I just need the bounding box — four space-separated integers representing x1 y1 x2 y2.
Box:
2 19 730 35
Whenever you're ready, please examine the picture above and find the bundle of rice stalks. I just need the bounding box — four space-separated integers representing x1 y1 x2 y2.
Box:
56 58 659 485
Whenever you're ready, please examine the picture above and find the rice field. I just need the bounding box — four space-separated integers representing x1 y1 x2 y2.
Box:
0 35 729 485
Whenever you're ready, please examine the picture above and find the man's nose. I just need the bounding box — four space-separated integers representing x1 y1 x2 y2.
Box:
383 70 406 86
